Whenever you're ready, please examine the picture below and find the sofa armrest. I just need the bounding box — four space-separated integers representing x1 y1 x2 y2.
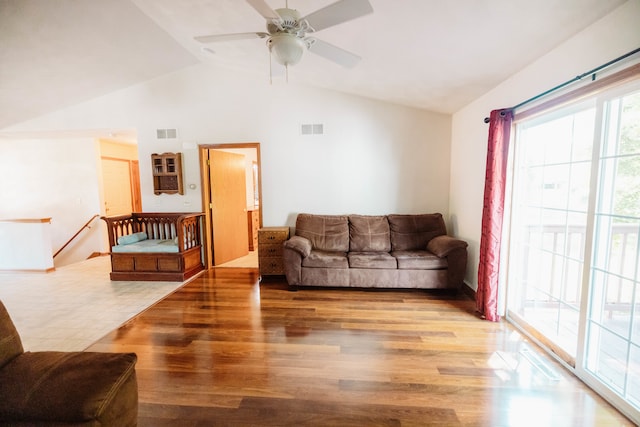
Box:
283 237 311 288
283 236 312 258
427 235 468 258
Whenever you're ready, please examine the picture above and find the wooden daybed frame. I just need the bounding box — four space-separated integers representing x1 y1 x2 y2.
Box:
102 212 205 281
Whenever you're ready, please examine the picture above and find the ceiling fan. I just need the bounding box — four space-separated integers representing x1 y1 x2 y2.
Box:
194 0 373 74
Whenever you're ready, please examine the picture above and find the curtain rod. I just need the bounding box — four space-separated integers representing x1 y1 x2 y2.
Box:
483 47 640 123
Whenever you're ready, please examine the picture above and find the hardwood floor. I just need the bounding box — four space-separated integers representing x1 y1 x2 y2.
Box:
87 269 632 426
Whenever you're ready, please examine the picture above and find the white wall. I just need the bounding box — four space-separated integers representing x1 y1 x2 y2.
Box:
0 219 55 271
0 138 103 267
450 0 640 290
1 63 452 257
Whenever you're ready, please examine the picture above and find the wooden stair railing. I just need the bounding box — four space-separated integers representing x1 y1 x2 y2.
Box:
53 214 100 258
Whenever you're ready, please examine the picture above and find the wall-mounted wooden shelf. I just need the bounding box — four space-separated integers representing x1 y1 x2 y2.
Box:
151 152 183 195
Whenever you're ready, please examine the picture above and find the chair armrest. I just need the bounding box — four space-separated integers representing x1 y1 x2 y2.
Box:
427 235 468 258
283 236 312 258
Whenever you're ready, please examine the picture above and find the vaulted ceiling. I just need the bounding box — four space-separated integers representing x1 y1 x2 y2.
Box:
0 0 628 130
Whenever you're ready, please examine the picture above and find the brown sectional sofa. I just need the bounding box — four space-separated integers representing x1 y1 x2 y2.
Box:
282 213 468 290
0 301 138 426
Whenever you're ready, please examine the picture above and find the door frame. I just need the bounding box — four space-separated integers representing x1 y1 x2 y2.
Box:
199 142 262 269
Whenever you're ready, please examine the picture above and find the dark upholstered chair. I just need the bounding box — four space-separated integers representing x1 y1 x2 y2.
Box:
0 300 138 426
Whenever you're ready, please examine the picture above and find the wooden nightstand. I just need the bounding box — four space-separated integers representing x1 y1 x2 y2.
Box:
258 227 290 277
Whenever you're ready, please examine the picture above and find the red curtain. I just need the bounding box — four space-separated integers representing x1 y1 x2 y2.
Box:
476 109 513 322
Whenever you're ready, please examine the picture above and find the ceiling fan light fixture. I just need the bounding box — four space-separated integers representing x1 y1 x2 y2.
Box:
268 33 306 66
195 0 373 72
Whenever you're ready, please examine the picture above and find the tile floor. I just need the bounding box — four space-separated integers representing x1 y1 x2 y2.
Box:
0 256 188 352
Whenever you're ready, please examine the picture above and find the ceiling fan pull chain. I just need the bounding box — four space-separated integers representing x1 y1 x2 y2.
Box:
269 50 273 85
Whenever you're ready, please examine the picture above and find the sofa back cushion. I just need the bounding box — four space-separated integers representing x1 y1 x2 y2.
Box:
295 214 349 252
349 215 391 252
388 214 447 251
0 301 24 370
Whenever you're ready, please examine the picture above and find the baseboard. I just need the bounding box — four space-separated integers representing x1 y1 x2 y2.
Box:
460 281 476 300
87 252 109 259
0 267 55 274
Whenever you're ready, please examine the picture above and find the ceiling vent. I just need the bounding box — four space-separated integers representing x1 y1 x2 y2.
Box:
156 128 177 139
301 123 324 135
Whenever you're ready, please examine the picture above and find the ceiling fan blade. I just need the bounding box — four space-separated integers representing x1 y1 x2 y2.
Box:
194 32 269 43
245 0 281 20
302 0 373 32
308 38 361 68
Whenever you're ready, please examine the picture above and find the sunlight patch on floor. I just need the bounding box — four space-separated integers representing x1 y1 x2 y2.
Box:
216 250 258 268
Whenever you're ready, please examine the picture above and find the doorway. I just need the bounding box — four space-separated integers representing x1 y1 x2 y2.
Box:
99 139 141 216
199 143 262 268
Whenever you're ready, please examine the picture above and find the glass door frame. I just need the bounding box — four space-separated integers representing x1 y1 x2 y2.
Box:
503 72 640 424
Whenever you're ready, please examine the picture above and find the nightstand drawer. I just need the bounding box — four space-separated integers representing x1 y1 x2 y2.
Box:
259 243 283 258
258 257 284 275
258 227 289 243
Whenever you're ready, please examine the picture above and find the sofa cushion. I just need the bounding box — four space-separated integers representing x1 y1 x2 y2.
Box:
388 214 447 251
348 252 397 269
112 239 179 253
392 250 448 269
0 351 138 424
349 215 391 252
296 214 350 252
0 301 23 370
302 250 349 269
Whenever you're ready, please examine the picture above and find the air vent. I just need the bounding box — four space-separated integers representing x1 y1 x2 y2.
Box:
156 128 178 139
301 123 324 135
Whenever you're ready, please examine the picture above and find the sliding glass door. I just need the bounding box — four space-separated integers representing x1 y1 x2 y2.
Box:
506 77 640 421
508 100 595 362
584 88 640 411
